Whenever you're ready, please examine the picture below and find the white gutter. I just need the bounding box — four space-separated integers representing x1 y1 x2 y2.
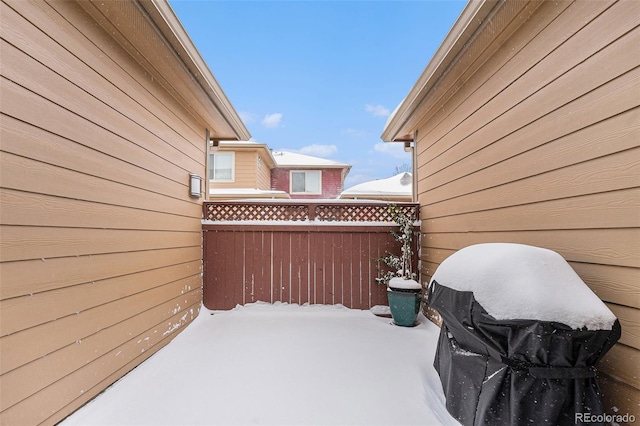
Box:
143 0 251 140
381 0 497 142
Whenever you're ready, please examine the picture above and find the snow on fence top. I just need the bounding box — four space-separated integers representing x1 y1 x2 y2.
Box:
203 200 419 223
430 243 617 331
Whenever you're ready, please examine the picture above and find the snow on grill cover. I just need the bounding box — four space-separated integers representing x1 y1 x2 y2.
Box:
427 243 621 426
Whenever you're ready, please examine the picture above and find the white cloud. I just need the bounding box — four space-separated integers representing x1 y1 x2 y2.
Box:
262 113 283 128
298 144 338 157
373 142 411 159
238 111 257 124
342 128 366 137
365 104 390 117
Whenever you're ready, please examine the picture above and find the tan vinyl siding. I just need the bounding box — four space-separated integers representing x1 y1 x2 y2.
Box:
0 1 219 424
257 151 273 190
235 151 260 188
210 150 259 189
414 0 639 419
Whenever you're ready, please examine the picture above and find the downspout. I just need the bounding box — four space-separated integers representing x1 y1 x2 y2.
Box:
404 131 418 203
412 130 418 203
205 129 210 202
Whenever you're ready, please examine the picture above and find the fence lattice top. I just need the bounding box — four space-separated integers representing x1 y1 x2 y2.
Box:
203 201 419 223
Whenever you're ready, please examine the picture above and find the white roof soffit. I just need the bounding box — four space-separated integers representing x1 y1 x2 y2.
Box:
78 0 250 141
381 0 501 142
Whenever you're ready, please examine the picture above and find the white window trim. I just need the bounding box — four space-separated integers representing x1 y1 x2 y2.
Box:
209 152 235 182
289 170 322 195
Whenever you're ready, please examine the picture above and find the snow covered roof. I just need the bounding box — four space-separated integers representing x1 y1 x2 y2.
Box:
339 173 412 200
209 188 290 200
214 141 277 168
218 140 262 147
430 243 617 331
272 151 350 168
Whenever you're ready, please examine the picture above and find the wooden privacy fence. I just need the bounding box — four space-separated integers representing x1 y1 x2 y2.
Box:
202 201 420 310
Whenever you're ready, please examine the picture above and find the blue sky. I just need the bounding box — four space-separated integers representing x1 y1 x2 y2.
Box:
168 0 466 188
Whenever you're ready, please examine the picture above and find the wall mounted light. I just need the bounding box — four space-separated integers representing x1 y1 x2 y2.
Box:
189 173 202 198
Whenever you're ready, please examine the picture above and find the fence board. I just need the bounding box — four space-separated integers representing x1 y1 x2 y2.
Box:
244 231 256 305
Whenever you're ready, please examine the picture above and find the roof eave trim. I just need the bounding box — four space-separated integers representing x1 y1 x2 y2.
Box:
145 0 251 140
381 0 497 142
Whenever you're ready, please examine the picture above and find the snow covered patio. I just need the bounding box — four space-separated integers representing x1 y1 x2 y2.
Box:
60 303 457 426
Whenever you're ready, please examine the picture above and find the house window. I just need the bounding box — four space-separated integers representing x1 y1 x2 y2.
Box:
209 152 234 181
290 170 321 194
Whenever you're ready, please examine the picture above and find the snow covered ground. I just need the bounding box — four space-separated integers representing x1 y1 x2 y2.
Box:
60 302 458 426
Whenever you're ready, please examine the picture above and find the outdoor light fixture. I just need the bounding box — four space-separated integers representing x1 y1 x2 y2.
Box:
189 173 202 198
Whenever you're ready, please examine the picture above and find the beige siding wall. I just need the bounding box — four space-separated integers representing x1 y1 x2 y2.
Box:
416 0 639 418
0 1 206 424
256 151 273 190
210 150 260 189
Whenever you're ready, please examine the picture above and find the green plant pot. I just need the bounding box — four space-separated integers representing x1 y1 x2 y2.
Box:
387 288 421 327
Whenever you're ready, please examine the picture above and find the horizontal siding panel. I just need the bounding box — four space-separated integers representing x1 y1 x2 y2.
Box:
0 188 201 232
607 303 640 350
424 188 640 232
0 82 197 201
422 259 443 283
38 334 171 426
599 343 640 389
0 275 201 375
0 226 200 262
3 0 202 146
0 260 201 337
415 0 614 156
425 229 639 268
419 100 640 198
2 341 162 426
0 150 199 218
1 288 200 412
421 55 639 189
419 4 639 170
599 373 640 420
234 152 259 187
571 263 640 309
0 246 202 300
0 47 202 177
422 247 456 272
75 0 220 135
1 113 193 204
422 148 640 218
43 335 170 426
0 297 201 426
257 160 272 190
1 3 204 163
36 0 204 145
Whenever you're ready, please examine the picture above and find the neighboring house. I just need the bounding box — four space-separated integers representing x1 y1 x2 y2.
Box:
0 1 248 424
271 151 351 199
208 141 289 199
339 172 413 202
382 0 639 419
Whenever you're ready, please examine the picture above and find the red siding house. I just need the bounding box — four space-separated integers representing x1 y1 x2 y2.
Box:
271 151 351 199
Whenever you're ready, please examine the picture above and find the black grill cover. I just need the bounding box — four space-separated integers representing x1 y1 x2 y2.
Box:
428 281 620 426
